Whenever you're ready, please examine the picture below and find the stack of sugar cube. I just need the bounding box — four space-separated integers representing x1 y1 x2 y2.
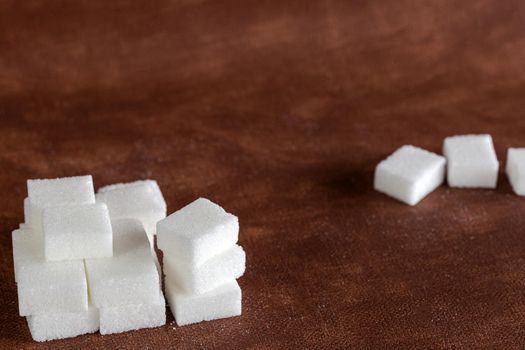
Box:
13 176 166 342
158 198 245 326
374 134 500 205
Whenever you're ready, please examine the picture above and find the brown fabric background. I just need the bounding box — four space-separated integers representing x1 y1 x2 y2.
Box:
1 0 525 349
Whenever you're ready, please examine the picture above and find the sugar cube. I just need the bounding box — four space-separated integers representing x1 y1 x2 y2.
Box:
96 180 166 236
506 148 525 195
12 227 43 282
165 279 241 326
14 226 88 317
164 244 245 295
42 203 113 261
27 175 96 233
99 292 166 335
85 219 159 308
374 145 446 205
443 134 499 188
157 198 239 266
27 305 99 342
28 175 96 206
17 259 88 316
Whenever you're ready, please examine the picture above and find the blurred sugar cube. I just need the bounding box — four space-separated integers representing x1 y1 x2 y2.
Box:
374 145 446 205
506 148 525 195
443 134 499 188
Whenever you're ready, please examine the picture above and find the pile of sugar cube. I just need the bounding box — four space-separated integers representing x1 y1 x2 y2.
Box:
158 198 245 326
12 175 244 342
374 134 525 205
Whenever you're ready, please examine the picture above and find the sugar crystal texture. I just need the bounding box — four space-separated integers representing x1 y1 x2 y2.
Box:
27 305 99 342
27 175 96 233
443 134 499 188
17 258 88 316
99 291 166 335
165 279 241 326
157 198 239 266
374 145 446 205
164 244 245 295
42 203 113 261
85 218 159 308
506 148 525 195
96 180 166 236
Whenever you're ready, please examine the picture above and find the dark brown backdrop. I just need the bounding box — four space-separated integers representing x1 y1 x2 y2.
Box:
1 0 525 349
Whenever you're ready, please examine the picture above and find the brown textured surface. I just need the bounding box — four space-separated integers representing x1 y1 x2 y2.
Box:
1 0 525 348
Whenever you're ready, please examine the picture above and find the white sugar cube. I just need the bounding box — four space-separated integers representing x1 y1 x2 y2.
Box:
12 227 43 282
28 175 96 206
157 198 239 266
27 175 96 233
12 228 41 262
374 145 446 205
443 134 499 188
14 227 88 316
99 292 166 335
165 279 241 326
164 244 245 295
42 203 113 261
96 180 167 236
17 259 88 316
506 148 525 195
85 219 159 308
27 305 99 342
